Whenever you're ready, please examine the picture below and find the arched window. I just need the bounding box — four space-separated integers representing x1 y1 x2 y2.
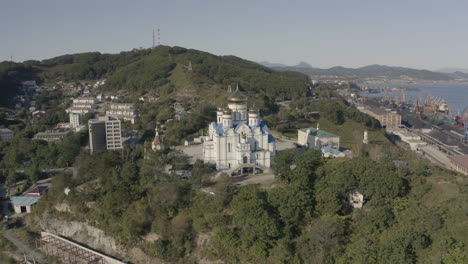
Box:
243 156 248 164
228 143 231 152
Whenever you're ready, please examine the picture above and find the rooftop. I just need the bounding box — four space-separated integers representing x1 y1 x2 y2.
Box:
10 196 40 206
26 185 49 196
299 128 339 138
449 155 468 170
34 130 71 137
365 107 398 116
0 128 13 133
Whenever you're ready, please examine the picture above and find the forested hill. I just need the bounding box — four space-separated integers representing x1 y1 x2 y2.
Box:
0 46 311 105
265 63 468 81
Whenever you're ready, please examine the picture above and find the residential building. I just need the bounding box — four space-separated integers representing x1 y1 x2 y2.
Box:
298 126 340 150
10 184 49 214
0 128 14 141
203 87 276 173
448 155 468 176
69 113 81 129
73 97 98 105
88 119 107 153
106 103 139 124
66 97 98 115
33 130 71 142
88 116 123 153
359 107 401 128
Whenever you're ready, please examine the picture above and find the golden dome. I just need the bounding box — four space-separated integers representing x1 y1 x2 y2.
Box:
227 85 248 103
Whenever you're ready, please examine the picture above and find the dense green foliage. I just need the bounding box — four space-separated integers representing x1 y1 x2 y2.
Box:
0 62 38 106
30 143 468 263
0 133 84 185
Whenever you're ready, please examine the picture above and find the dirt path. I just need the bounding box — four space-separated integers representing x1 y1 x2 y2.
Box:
1 229 49 264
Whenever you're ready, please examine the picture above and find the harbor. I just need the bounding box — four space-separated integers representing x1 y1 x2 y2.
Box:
346 85 468 175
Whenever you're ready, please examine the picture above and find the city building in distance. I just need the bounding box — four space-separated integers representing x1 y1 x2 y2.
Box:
358 106 402 128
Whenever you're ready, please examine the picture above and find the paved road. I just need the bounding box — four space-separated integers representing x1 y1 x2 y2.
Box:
1 229 49 264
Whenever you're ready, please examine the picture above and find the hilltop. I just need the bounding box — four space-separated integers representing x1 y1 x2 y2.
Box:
0 46 311 106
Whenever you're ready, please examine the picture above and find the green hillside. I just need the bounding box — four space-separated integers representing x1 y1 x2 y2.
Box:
0 46 311 107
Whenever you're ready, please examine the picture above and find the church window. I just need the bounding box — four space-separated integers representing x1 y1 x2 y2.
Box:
228 143 231 152
228 163 231 168
243 156 248 164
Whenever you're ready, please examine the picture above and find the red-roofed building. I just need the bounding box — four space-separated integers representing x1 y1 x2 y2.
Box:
152 128 164 151
448 155 468 176
26 185 49 197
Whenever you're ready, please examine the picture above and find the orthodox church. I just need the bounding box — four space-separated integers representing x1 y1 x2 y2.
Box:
203 87 276 173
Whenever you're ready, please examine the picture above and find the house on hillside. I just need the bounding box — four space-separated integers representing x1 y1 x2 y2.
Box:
10 184 50 214
349 189 364 209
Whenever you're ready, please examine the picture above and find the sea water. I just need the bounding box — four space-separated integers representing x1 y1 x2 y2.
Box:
359 83 468 114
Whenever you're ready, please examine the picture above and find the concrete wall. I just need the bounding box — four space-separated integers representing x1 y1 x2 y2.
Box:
13 205 32 214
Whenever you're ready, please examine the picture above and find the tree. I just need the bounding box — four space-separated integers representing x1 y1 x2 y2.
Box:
230 185 280 258
272 150 297 182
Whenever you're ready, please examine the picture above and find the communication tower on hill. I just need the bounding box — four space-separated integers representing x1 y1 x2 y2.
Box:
152 25 161 48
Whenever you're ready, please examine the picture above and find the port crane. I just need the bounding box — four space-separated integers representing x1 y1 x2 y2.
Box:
464 107 468 142
415 97 422 120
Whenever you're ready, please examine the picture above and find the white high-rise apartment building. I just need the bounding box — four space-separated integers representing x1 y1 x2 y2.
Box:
88 116 122 153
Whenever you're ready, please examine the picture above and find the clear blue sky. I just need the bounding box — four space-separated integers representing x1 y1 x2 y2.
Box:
2 0 468 70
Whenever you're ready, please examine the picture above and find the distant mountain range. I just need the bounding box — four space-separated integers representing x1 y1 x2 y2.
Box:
436 67 468 74
258 61 468 82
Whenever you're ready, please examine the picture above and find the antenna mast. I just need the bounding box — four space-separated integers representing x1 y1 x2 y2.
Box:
157 25 160 45
152 28 155 48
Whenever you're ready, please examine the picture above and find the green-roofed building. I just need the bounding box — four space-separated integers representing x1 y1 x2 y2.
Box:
298 127 340 150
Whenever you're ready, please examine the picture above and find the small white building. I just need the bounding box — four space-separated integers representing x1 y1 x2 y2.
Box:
10 196 39 213
298 127 340 150
349 189 364 209
10 185 49 214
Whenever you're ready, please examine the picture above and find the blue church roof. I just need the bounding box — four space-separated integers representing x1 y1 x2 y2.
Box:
268 134 275 143
214 120 270 136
